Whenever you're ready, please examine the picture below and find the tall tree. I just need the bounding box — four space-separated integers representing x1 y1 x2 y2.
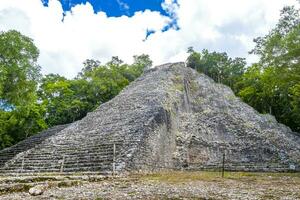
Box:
0 30 41 106
239 5 300 132
186 47 201 70
0 30 46 148
186 48 246 92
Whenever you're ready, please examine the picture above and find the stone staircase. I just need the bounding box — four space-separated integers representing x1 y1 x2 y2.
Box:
0 117 144 173
0 142 121 173
0 124 68 169
0 127 144 174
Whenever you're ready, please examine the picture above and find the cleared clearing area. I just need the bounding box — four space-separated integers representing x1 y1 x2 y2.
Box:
0 171 299 199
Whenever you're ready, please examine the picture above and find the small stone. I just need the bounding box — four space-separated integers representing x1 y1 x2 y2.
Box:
29 185 46 196
82 175 89 181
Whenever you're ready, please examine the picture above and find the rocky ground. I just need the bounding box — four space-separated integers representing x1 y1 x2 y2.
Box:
0 171 299 200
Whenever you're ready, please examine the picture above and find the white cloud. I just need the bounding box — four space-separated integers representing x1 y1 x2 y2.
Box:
0 0 298 78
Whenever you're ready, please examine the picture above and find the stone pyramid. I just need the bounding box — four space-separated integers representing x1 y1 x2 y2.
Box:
0 63 299 173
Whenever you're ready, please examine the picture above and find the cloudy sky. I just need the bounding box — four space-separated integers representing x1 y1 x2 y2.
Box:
0 0 298 78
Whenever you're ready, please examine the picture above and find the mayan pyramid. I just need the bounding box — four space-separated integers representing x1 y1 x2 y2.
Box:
0 63 299 173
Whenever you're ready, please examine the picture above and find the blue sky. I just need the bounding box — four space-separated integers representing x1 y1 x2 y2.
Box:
41 0 178 38
0 0 298 77
42 0 170 17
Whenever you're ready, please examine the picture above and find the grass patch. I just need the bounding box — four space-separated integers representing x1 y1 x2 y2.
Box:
140 171 300 183
0 184 32 195
57 180 82 188
173 83 184 92
127 191 137 196
141 171 222 183
189 80 198 93
194 96 204 104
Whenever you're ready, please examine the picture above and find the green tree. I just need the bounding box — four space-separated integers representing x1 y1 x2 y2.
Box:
237 64 277 114
9 104 47 142
186 47 201 70
239 5 300 132
291 84 300 129
38 74 89 126
124 54 153 81
77 59 101 78
0 30 46 149
186 48 246 92
0 30 41 106
0 111 14 149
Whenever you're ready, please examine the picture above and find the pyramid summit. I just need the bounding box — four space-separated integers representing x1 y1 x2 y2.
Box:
0 62 299 173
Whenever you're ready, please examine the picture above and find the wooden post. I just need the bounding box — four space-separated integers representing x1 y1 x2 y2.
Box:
113 144 116 176
222 152 225 178
21 158 25 173
60 155 65 173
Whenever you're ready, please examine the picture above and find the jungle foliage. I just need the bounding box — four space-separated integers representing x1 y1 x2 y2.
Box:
0 30 151 149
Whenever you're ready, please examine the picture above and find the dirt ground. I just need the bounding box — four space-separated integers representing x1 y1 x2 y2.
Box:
0 171 299 200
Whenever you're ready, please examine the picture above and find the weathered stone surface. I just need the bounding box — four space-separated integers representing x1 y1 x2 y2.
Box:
0 62 299 173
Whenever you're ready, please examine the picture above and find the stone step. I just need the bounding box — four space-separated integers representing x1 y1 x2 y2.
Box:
0 163 112 173
0 158 110 167
2 156 113 167
33 144 122 152
1 161 59 167
64 158 113 165
25 150 114 156
15 158 113 166
24 151 115 159
28 153 112 159
0 142 129 167
0 169 61 174
1 165 61 171
64 162 112 168
62 166 112 172
1 160 113 171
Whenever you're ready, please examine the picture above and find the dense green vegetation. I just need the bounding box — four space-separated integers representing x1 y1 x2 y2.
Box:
0 5 298 150
0 30 47 149
187 5 300 132
0 30 151 149
39 55 151 127
186 47 246 93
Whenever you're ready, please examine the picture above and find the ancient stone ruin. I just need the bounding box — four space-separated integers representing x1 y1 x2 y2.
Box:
0 63 299 173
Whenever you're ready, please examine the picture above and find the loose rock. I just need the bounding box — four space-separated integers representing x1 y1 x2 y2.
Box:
28 185 47 196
